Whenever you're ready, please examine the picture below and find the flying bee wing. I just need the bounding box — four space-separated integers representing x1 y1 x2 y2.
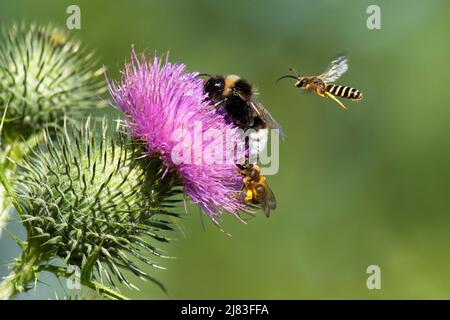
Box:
320 54 348 83
261 183 277 217
249 100 287 139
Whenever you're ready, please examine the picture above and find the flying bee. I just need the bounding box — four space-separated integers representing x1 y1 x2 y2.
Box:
239 164 276 217
201 74 286 158
277 54 363 110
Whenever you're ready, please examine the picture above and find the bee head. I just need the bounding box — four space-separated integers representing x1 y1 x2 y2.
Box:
249 165 261 180
203 75 226 102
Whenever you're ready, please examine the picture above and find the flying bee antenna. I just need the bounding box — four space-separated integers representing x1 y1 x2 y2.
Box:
276 67 300 82
276 75 298 82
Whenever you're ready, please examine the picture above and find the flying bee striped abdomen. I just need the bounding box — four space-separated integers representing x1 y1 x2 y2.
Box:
326 84 363 101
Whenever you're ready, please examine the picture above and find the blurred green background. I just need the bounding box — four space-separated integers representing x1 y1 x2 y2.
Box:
1 0 450 299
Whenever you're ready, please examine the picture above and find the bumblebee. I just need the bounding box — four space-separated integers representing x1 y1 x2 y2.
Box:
239 164 276 217
278 54 363 110
202 74 285 131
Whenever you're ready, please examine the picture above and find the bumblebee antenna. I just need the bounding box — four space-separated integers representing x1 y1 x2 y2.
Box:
196 73 211 78
276 75 298 82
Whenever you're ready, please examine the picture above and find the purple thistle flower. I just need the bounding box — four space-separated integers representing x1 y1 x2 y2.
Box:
107 49 248 225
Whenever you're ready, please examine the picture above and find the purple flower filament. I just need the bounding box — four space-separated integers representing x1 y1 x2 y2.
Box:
108 49 250 226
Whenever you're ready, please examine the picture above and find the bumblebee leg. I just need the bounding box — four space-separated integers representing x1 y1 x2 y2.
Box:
324 91 348 110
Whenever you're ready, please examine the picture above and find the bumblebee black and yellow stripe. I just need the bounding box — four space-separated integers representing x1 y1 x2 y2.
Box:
326 84 362 101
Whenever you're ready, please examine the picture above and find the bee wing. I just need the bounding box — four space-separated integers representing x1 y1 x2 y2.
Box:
320 54 348 83
249 100 286 139
261 183 277 217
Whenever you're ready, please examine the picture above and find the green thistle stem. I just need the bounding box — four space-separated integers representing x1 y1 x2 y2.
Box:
0 131 44 221
0 166 43 301
0 240 43 300
0 236 130 300
37 265 129 300
0 166 24 219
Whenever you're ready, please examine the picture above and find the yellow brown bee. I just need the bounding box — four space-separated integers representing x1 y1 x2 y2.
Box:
239 164 276 217
278 54 363 110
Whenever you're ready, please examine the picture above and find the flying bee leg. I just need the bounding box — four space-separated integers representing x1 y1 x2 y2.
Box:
324 91 348 110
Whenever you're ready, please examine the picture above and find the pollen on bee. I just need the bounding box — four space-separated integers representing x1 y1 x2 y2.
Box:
245 189 254 201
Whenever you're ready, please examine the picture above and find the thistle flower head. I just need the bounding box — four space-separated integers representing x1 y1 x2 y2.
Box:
11 119 180 296
108 50 248 225
0 23 105 143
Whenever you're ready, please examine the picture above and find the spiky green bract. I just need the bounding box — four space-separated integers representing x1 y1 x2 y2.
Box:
0 23 105 143
0 171 10 238
1 119 181 299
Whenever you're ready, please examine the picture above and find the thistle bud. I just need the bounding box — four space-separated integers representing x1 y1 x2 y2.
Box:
0 119 181 299
0 23 105 143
